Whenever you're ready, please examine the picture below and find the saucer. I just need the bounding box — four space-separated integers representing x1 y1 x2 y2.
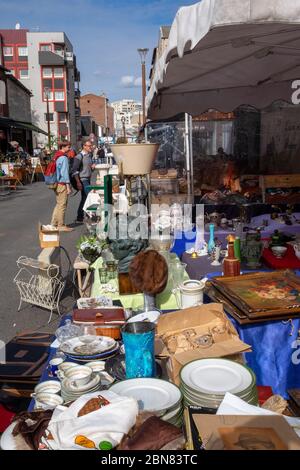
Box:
62 374 101 393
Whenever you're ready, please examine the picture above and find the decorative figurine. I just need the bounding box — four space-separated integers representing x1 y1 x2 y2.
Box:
211 246 222 266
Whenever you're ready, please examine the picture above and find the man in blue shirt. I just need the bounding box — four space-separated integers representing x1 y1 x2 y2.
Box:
50 141 73 232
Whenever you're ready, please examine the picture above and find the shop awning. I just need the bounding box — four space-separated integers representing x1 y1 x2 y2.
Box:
147 0 300 120
0 117 47 135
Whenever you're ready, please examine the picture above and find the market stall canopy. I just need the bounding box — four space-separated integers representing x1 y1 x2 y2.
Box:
147 0 300 120
0 117 47 135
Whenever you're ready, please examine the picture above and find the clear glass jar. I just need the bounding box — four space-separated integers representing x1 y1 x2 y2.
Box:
55 319 82 344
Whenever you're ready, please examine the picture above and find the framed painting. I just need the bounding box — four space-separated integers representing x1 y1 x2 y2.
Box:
210 270 300 319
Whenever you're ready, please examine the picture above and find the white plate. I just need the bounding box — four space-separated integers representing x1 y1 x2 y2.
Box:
181 359 253 395
0 422 18 450
85 361 106 372
62 374 101 393
60 336 116 356
161 404 182 421
109 378 182 412
127 310 161 324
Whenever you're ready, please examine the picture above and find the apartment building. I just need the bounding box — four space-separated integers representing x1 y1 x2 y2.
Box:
111 99 142 137
0 28 81 148
80 93 114 137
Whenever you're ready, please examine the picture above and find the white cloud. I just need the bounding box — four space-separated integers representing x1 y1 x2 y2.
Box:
120 76 144 88
134 77 142 87
121 76 135 87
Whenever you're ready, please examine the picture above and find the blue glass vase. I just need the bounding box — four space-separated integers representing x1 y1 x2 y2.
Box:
208 224 215 254
122 322 156 379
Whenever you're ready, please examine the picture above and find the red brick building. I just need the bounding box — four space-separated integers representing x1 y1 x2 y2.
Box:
0 29 29 80
80 94 114 136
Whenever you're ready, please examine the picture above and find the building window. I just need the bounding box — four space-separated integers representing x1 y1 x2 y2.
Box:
54 91 65 101
54 67 64 78
54 79 64 89
42 67 52 78
3 46 13 60
43 89 54 100
18 47 28 58
40 44 52 52
58 112 67 123
20 69 29 79
54 45 64 58
44 113 54 122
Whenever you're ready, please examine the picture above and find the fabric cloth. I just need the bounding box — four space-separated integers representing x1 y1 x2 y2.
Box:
262 245 300 270
51 184 68 227
47 391 138 450
72 151 93 180
77 178 91 221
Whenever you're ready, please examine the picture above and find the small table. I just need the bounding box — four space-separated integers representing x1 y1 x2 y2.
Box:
73 256 93 298
0 176 18 190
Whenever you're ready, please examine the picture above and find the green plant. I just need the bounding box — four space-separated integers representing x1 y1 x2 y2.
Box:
77 235 108 264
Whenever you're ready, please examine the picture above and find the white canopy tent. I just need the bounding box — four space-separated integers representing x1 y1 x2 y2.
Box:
147 0 300 120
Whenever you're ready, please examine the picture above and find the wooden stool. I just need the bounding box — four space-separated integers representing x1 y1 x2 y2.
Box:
73 256 93 297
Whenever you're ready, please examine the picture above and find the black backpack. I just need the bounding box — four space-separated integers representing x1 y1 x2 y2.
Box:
69 153 83 191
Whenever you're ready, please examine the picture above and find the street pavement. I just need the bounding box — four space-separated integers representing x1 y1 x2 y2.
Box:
0 182 85 343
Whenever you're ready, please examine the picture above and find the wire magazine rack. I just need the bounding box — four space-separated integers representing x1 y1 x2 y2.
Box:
14 256 65 323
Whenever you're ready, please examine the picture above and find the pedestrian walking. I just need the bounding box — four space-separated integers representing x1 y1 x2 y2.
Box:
50 141 74 232
72 139 94 222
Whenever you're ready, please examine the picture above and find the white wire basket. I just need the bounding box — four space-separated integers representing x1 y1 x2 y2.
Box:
14 256 65 323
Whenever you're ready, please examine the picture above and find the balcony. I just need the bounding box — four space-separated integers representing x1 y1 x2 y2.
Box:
74 89 81 99
39 50 65 66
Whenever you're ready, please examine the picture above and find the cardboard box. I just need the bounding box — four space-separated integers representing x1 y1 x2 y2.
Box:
155 303 251 385
190 414 300 450
39 224 60 248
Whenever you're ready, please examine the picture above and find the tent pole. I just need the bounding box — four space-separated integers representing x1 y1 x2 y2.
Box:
185 113 192 200
189 114 194 204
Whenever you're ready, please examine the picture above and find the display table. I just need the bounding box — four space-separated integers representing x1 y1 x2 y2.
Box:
91 256 188 310
172 214 300 257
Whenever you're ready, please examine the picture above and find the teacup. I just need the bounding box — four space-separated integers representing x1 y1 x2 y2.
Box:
48 357 64 377
33 392 63 410
57 361 78 377
33 380 61 395
63 365 93 387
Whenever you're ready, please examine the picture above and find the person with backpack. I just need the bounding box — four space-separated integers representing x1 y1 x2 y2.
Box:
72 138 94 223
48 141 74 232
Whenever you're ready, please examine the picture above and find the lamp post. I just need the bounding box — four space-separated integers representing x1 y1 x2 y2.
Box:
137 48 149 126
44 87 51 151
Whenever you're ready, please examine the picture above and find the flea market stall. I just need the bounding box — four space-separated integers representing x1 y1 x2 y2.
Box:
3 0 300 452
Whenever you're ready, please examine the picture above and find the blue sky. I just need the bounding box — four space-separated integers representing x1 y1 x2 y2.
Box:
1 0 196 102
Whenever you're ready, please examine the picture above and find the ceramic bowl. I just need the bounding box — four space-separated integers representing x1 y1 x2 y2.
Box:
63 365 93 387
293 245 300 260
33 393 64 410
271 246 287 258
33 380 61 395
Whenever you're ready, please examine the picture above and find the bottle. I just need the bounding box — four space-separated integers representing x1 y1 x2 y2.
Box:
208 224 215 254
234 237 241 262
223 237 241 277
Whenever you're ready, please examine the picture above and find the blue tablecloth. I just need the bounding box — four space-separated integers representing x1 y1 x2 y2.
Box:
205 270 300 398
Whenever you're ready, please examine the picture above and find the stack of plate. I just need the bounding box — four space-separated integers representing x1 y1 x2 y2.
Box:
180 358 258 410
109 378 183 427
59 336 120 363
61 374 102 402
